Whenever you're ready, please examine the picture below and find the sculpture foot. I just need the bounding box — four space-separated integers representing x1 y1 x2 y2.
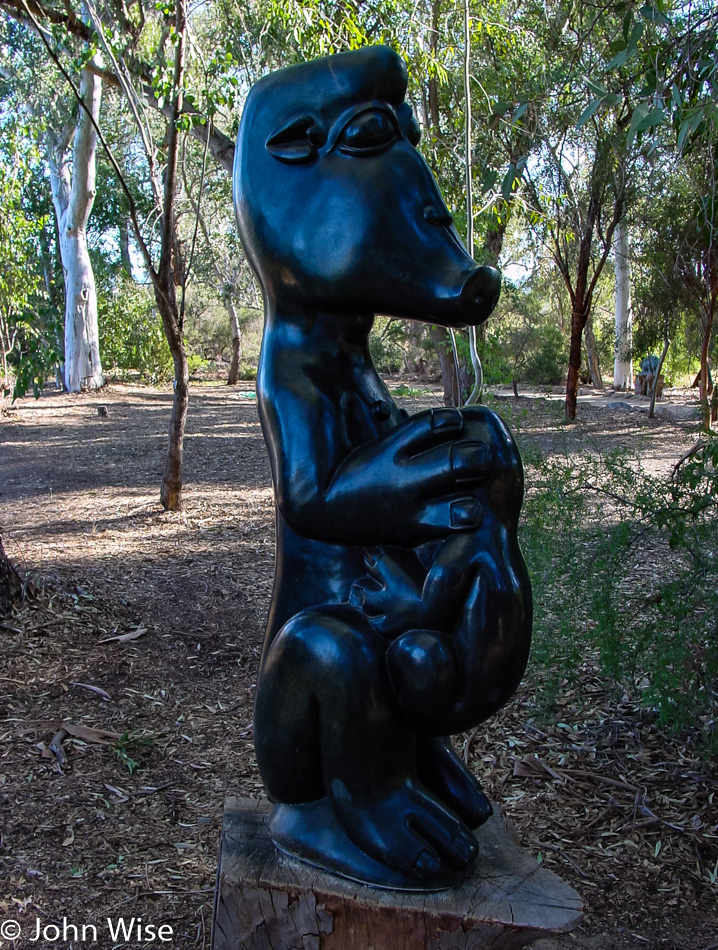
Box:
418 736 493 830
269 798 477 891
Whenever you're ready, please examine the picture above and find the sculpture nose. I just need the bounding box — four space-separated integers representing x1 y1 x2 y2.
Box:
424 204 453 227
460 266 502 324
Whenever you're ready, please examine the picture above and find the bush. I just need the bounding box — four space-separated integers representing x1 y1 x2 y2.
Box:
519 323 567 385
521 440 718 751
99 280 173 382
369 317 407 373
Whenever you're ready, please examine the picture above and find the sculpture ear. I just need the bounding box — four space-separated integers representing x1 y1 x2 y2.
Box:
266 116 326 164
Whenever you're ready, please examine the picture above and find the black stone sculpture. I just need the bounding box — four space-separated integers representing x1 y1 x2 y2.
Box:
233 45 532 890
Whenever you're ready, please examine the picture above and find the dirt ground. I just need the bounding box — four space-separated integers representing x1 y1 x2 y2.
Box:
0 381 716 950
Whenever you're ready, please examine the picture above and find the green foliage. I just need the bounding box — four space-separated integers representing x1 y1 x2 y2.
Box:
390 384 430 397
183 294 233 360
480 276 569 386
475 333 512 386
109 731 154 775
521 323 567 385
98 279 173 382
9 310 63 399
0 118 60 400
369 317 407 374
521 441 718 751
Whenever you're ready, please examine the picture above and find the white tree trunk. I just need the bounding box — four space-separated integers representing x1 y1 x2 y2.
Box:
48 67 103 393
613 219 633 391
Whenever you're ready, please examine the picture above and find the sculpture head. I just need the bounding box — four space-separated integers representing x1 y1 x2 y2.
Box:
234 46 500 328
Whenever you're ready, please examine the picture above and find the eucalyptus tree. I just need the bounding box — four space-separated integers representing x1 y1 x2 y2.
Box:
0 16 104 392
0 115 47 396
1 0 253 507
180 143 260 385
587 0 718 421
515 1 631 419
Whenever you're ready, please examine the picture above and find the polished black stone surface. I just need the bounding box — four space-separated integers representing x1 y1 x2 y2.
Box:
233 45 532 889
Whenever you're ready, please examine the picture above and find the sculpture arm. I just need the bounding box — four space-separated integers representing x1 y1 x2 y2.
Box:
263 392 493 547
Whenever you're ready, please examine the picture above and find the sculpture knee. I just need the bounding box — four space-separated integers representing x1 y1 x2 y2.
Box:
386 630 458 733
276 606 386 678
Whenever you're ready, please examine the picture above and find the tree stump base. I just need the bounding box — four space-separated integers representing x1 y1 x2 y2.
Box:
212 797 583 950
0 536 22 617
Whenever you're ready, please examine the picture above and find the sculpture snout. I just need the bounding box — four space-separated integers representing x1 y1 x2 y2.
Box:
459 266 502 325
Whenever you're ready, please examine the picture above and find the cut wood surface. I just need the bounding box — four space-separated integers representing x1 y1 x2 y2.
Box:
212 797 583 950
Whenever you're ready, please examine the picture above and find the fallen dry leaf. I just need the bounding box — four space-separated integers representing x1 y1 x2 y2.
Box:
99 626 147 644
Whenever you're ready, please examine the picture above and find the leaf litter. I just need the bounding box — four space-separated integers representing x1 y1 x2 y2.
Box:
0 382 715 950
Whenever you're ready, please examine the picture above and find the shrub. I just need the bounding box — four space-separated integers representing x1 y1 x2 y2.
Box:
369 317 407 373
520 323 567 385
99 280 173 382
521 440 718 751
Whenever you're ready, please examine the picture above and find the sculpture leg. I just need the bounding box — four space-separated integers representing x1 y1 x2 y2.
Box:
387 544 531 737
417 735 493 830
254 604 479 885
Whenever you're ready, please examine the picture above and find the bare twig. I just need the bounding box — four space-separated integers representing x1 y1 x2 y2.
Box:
672 441 708 481
48 728 68 770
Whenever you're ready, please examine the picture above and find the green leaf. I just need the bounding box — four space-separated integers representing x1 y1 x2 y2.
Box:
492 100 512 117
501 164 517 202
622 10 633 40
677 109 705 151
607 47 629 70
636 106 665 132
627 21 644 52
511 102 529 126
626 102 650 146
585 76 608 98
480 169 499 194
639 4 670 25
577 98 603 128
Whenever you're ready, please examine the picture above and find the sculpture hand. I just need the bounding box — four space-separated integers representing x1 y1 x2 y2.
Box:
453 406 524 521
315 407 495 545
348 548 432 637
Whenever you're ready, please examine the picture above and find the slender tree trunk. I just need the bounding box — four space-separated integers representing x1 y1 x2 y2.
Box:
226 298 242 385
48 67 104 393
648 334 670 419
157 0 188 512
698 241 717 426
158 295 189 510
565 301 584 421
699 314 714 428
119 217 132 276
0 309 10 385
429 325 458 406
563 189 604 420
584 315 603 389
613 218 633 390
426 0 463 405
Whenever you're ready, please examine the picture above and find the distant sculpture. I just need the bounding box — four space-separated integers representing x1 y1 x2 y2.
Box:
233 45 532 890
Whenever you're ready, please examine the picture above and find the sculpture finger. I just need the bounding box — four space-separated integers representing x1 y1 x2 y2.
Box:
391 407 464 458
405 441 492 496
418 497 484 533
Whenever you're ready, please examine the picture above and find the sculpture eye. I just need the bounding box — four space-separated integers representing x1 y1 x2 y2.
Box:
339 109 399 154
